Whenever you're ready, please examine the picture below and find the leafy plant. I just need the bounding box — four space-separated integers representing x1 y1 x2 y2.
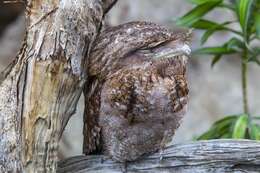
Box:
177 0 260 140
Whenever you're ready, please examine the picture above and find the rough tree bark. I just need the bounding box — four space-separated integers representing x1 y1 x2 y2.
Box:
0 0 117 172
59 139 260 173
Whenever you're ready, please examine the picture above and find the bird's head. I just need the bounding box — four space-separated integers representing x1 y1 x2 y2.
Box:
88 21 192 79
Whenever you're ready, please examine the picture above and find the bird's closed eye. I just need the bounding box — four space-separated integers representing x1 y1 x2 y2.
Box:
135 49 154 57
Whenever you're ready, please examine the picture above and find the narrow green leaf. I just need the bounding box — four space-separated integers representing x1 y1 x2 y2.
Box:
197 115 237 140
212 115 238 126
255 13 260 37
194 38 242 55
248 47 260 65
211 55 222 67
212 116 238 137
237 0 254 37
232 114 248 139
250 57 260 65
194 46 235 55
201 30 218 45
226 37 244 50
188 0 212 4
176 0 222 27
249 123 260 140
200 21 234 45
197 128 219 140
221 133 231 138
191 19 219 29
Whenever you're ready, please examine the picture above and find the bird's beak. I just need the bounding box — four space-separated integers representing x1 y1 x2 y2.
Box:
152 43 191 60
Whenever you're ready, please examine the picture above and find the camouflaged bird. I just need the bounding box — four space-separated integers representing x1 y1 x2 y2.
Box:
83 21 191 162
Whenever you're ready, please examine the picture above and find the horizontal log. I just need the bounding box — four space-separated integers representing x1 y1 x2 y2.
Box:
58 139 260 173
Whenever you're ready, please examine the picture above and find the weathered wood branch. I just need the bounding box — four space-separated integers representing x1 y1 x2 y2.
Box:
58 139 260 173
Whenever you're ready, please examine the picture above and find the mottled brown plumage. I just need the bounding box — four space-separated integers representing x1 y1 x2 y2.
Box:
83 21 191 162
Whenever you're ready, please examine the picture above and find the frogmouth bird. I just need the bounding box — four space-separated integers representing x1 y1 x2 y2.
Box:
83 21 191 162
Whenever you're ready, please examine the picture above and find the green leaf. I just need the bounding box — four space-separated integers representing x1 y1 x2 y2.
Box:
197 128 219 140
236 0 254 38
226 37 244 51
194 46 235 55
188 0 212 4
211 55 222 67
191 19 219 30
221 133 231 138
255 13 260 37
250 57 260 65
200 21 234 45
201 30 219 45
194 37 242 55
249 123 260 140
232 114 248 139
212 115 238 126
176 0 223 27
248 47 260 65
197 115 237 140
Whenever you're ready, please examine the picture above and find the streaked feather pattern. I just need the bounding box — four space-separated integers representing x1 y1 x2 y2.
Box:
83 22 191 162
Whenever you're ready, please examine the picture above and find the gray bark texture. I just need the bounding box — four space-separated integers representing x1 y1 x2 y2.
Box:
0 0 117 172
58 139 260 173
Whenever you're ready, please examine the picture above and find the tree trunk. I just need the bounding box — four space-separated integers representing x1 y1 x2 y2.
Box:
0 0 116 172
59 139 260 173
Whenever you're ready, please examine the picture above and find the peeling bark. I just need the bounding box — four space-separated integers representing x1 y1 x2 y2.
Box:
0 42 27 173
0 0 117 172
